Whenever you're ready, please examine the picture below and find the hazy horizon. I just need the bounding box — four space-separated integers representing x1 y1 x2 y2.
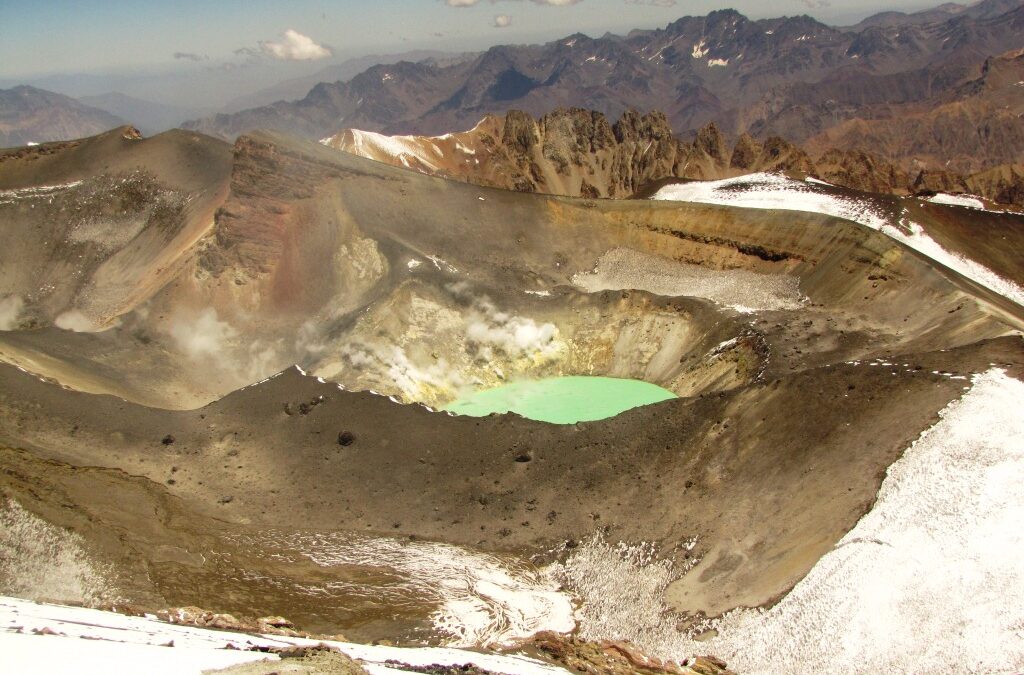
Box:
0 0 963 81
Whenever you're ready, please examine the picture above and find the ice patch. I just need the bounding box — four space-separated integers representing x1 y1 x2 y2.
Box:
694 369 1024 673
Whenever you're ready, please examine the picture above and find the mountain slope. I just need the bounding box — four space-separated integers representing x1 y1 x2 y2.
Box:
0 85 125 147
1 126 1023 668
183 2 1024 159
802 46 1024 173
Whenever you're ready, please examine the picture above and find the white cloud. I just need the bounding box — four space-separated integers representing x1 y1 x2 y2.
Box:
494 14 513 27
259 29 332 61
447 0 583 6
172 51 207 62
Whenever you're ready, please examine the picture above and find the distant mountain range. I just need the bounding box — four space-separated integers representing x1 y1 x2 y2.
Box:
221 50 477 113
183 0 1024 178
845 0 1021 30
0 86 125 147
4 0 1022 179
76 92 210 137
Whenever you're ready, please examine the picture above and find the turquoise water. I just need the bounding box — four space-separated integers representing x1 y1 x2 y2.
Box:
443 376 678 424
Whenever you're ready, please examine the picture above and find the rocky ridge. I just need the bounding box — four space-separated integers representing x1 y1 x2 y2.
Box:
327 107 1024 208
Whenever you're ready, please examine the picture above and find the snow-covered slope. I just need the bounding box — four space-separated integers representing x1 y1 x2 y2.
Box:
0 596 569 675
653 174 1024 306
558 367 1024 673
323 118 491 175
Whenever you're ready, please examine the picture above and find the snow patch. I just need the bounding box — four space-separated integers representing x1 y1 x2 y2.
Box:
0 181 84 205
927 193 985 209
691 39 708 59
0 596 568 674
244 531 575 648
707 58 729 67
427 254 458 274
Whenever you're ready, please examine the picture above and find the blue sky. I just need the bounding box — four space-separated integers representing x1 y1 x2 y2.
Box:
0 0 948 79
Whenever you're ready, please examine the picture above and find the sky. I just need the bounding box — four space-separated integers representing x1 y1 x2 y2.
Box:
0 0 954 80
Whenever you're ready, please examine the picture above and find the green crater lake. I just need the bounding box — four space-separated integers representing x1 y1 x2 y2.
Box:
443 376 678 424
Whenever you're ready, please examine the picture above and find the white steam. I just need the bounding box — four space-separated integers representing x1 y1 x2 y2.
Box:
0 295 24 330
167 307 237 357
466 314 557 359
54 309 99 333
341 343 466 401
451 285 563 362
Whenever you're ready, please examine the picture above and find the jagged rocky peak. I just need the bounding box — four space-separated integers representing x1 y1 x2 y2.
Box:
501 109 541 153
729 133 764 170
613 109 674 143
913 168 971 194
537 108 617 154
694 122 728 162
814 148 911 194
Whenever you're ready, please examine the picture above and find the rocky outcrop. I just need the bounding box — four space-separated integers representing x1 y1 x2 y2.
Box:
521 631 735 675
326 108 691 198
814 148 911 194
963 164 1024 206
